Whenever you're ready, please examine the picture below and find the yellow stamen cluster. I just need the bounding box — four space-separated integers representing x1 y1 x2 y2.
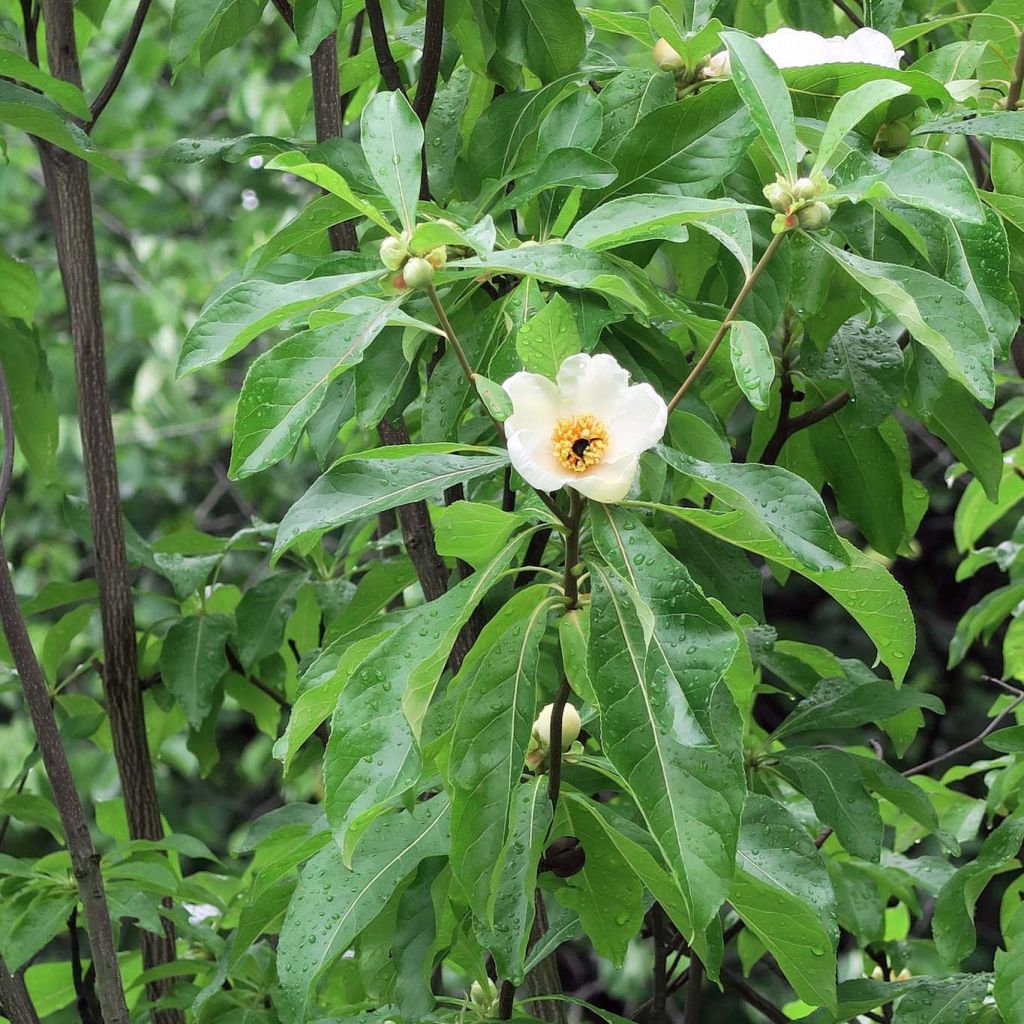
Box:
552 414 608 473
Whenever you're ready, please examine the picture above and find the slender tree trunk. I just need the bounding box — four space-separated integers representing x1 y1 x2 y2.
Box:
0 957 40 1024
37 2 181 1019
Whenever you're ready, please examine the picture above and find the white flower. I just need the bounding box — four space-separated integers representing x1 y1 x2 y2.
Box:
533 702 582 750
702 27 903 78
183 902 220 925
502 353 667 503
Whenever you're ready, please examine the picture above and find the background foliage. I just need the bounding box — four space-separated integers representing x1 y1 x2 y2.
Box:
3 0 1024 1022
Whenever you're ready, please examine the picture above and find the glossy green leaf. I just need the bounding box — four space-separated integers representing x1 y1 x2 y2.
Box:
274 450 509 557
0 51 90 119
159 614 232 729
229 298 400 478
515 292 581 378
811 79 910 176
720 30 797 180
360 91 423 233
292 0 343 53
277 797 450 1021
728 320 774 411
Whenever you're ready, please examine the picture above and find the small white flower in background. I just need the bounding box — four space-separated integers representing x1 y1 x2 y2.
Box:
502 353 667 503
183 902 220 925
702 26 903 78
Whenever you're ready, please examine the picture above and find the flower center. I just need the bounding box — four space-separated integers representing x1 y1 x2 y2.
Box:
552 414 608 474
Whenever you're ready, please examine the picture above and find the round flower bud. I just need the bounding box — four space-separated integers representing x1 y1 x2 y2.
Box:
701 50 731 79
653 37 685 72
874 120 912 155
402 256 435 289
542 836 586 878
379 235 407 271
425 245 448 269
797 201 832 230
762 181 791 213
533 702 582 750
790 177 818 202
470 979 498 1011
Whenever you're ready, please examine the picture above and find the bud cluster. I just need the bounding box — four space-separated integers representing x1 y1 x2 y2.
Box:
762 173 832 233
653 37 718 95
379 229 448 290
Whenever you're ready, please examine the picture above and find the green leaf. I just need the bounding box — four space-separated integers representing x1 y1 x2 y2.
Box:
253 194 359 269
229 298 400 479
494 150 618 214
954 466 1024 552
657 446 849 572
774 676 942 740
720 30 798 181
277 797 450 1021
483 777 553 981
728 320 774 411
0 793 64 843
360 91 422 234
948 583 1024 668
158 614 232 729
435 501 525 569
170 0 266 71
814 239 994 405
498 0 585 83
274 450 509 557
0 254 38 324
802 318 904 430
555 793 645 967
730 793 838 1011
447 587 553 942
840 149 987 225
565 194 752 272
0 50 90 120
323 535 527 860
892 975 990 1024
588 561 745 935
914 111 1024 141
234 572 304 671
3 891 77 972
0 319 59 483
293 0 343 53
601 82 755 202
773 747 882 861
811 79 911 176
393 857 444 1020
515 292 581 378
177 268 383 377
0 81 124 180
473 373 514 422
265 152 396 233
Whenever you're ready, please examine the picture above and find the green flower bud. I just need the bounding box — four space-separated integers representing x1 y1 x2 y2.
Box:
470 979 498 1012
797 201 831 231
762 181 792 213
653 37 685 72
532 702 582 750
425 244 448 269
790 176 818 202
873 120 912 155
402 256 435 289
379 235 406 271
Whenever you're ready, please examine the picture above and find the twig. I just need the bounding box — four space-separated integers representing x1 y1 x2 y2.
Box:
1006 28 1024 111
18 0 38 66
667 233 785 415
364 0 407 93
498 980 516 1019
68 909 101 1024
413 0 445 121
36 3 184 1013
0 363 130 1024
88 0 153 127
831 0 865 29
721 968 789 1024
903 693 1024 777
761 391 851 465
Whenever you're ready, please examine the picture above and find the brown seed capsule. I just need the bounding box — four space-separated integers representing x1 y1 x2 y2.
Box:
542 836 586 878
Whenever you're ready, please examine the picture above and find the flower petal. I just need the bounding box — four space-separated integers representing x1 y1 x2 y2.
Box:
506 427 572 492
570 455 639 504
556 353 631 411
502 371 561 431
605 383 669 462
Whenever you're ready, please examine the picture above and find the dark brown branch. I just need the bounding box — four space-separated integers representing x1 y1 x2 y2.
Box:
721 968 789 1024
682 952 703 1024
310 31 358 250
0 957 39 1024
88 0 153 128
651 907 668 1023
18 0 39 66
36 3 182 1017
269 0 293 29
497 979 516 1019
413 0 444 199
364 0 406 93
761 391 851 465
1006 28 1024 112
338 10 365 121
69 909 102 1024
523 893 567 1024
0 364 129 1024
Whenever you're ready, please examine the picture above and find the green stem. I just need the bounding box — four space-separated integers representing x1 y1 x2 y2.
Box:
666 232 786 415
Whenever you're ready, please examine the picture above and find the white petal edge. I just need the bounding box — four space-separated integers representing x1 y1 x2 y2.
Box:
556 353 631 413
506 427 572 493
605 383 669 462
570 455 640 503
502 371 561 432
